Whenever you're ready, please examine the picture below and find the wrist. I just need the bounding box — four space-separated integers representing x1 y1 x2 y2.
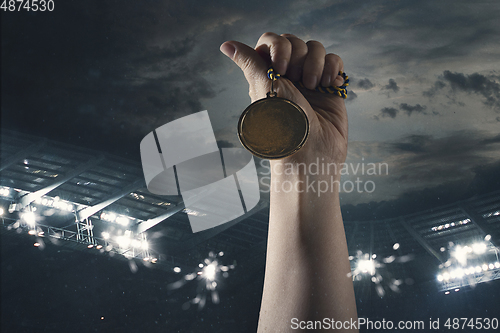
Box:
269 158 342 196
268 158 343 239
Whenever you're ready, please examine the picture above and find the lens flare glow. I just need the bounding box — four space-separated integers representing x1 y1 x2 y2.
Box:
167 251 235 310
202 262 218 281
357 259 376 275
472 242 487 255
22 211 36 227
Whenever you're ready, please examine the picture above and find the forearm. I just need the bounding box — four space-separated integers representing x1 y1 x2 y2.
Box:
220 31 356 331
258 162 358 332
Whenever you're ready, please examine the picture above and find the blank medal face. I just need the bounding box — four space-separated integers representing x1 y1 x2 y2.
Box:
237 97 309 159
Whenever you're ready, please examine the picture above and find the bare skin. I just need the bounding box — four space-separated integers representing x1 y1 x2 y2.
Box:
221 32 358 332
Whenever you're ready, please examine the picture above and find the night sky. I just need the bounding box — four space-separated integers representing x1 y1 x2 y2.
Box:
2 0 500 332
2 0 500 209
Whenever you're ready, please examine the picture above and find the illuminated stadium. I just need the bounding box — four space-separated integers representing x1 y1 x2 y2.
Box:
3 1 500 331
2 129 499 331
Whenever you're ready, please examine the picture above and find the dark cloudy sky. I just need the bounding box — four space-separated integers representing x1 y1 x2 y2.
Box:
2 2 500 332
2 0 500 208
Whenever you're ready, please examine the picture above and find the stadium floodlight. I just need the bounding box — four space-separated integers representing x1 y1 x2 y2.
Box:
22 211 36 227
116 235 131 248
454 268 464 278
56 202 73 212
8 204 17 214
116 216 129 226
472 242 487 255
0 207 4 215
0 187 10 197
451 245 469 266
100 211 132 226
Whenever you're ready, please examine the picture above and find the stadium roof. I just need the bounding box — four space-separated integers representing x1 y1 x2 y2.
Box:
1 129 499 300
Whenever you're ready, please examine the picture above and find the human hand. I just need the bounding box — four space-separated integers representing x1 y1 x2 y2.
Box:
220 32 348 166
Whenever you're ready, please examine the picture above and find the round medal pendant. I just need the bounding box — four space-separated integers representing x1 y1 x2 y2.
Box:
237 95 309 159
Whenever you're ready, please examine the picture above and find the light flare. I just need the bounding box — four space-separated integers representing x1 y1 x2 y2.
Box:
167 251 235 310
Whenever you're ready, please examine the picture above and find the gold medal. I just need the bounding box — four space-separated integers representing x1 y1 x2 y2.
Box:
237 69 309 160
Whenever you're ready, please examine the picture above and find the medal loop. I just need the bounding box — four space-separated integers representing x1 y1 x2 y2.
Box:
267 68 350 99
267 68 281 98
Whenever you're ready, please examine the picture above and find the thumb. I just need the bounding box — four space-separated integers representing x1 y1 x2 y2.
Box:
220 41 270 99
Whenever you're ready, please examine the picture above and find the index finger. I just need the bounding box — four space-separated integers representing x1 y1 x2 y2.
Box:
255 32 292 76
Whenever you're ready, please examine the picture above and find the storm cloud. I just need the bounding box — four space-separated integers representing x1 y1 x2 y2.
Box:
357 78 375 90
442 71 500 110
2 0 499 207
379 107 399 119
341 130 500 209
423 71 500 111
399 103 428 116
376 103 435 119
383 79 400 93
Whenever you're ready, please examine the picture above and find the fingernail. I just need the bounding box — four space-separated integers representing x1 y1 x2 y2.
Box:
304 74 317 90
220 42 236 59
321 74 331 87
333 74 344 87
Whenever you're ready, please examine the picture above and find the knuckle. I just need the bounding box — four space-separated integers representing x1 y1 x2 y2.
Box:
326 53 341 60
270 38 292 56
262 31 278 39
306 40 323 47
258 32 291 51
326 53 343 65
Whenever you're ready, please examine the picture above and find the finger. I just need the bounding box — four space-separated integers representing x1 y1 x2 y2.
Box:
255 32 292 75
332 72 346 87
303 41 326 90
321 53 344 87
280 33 298 38
281 34 308 82
220 40 269 86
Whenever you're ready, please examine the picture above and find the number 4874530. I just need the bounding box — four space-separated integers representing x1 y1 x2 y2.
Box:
1 0 55 12
444 318 498 330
